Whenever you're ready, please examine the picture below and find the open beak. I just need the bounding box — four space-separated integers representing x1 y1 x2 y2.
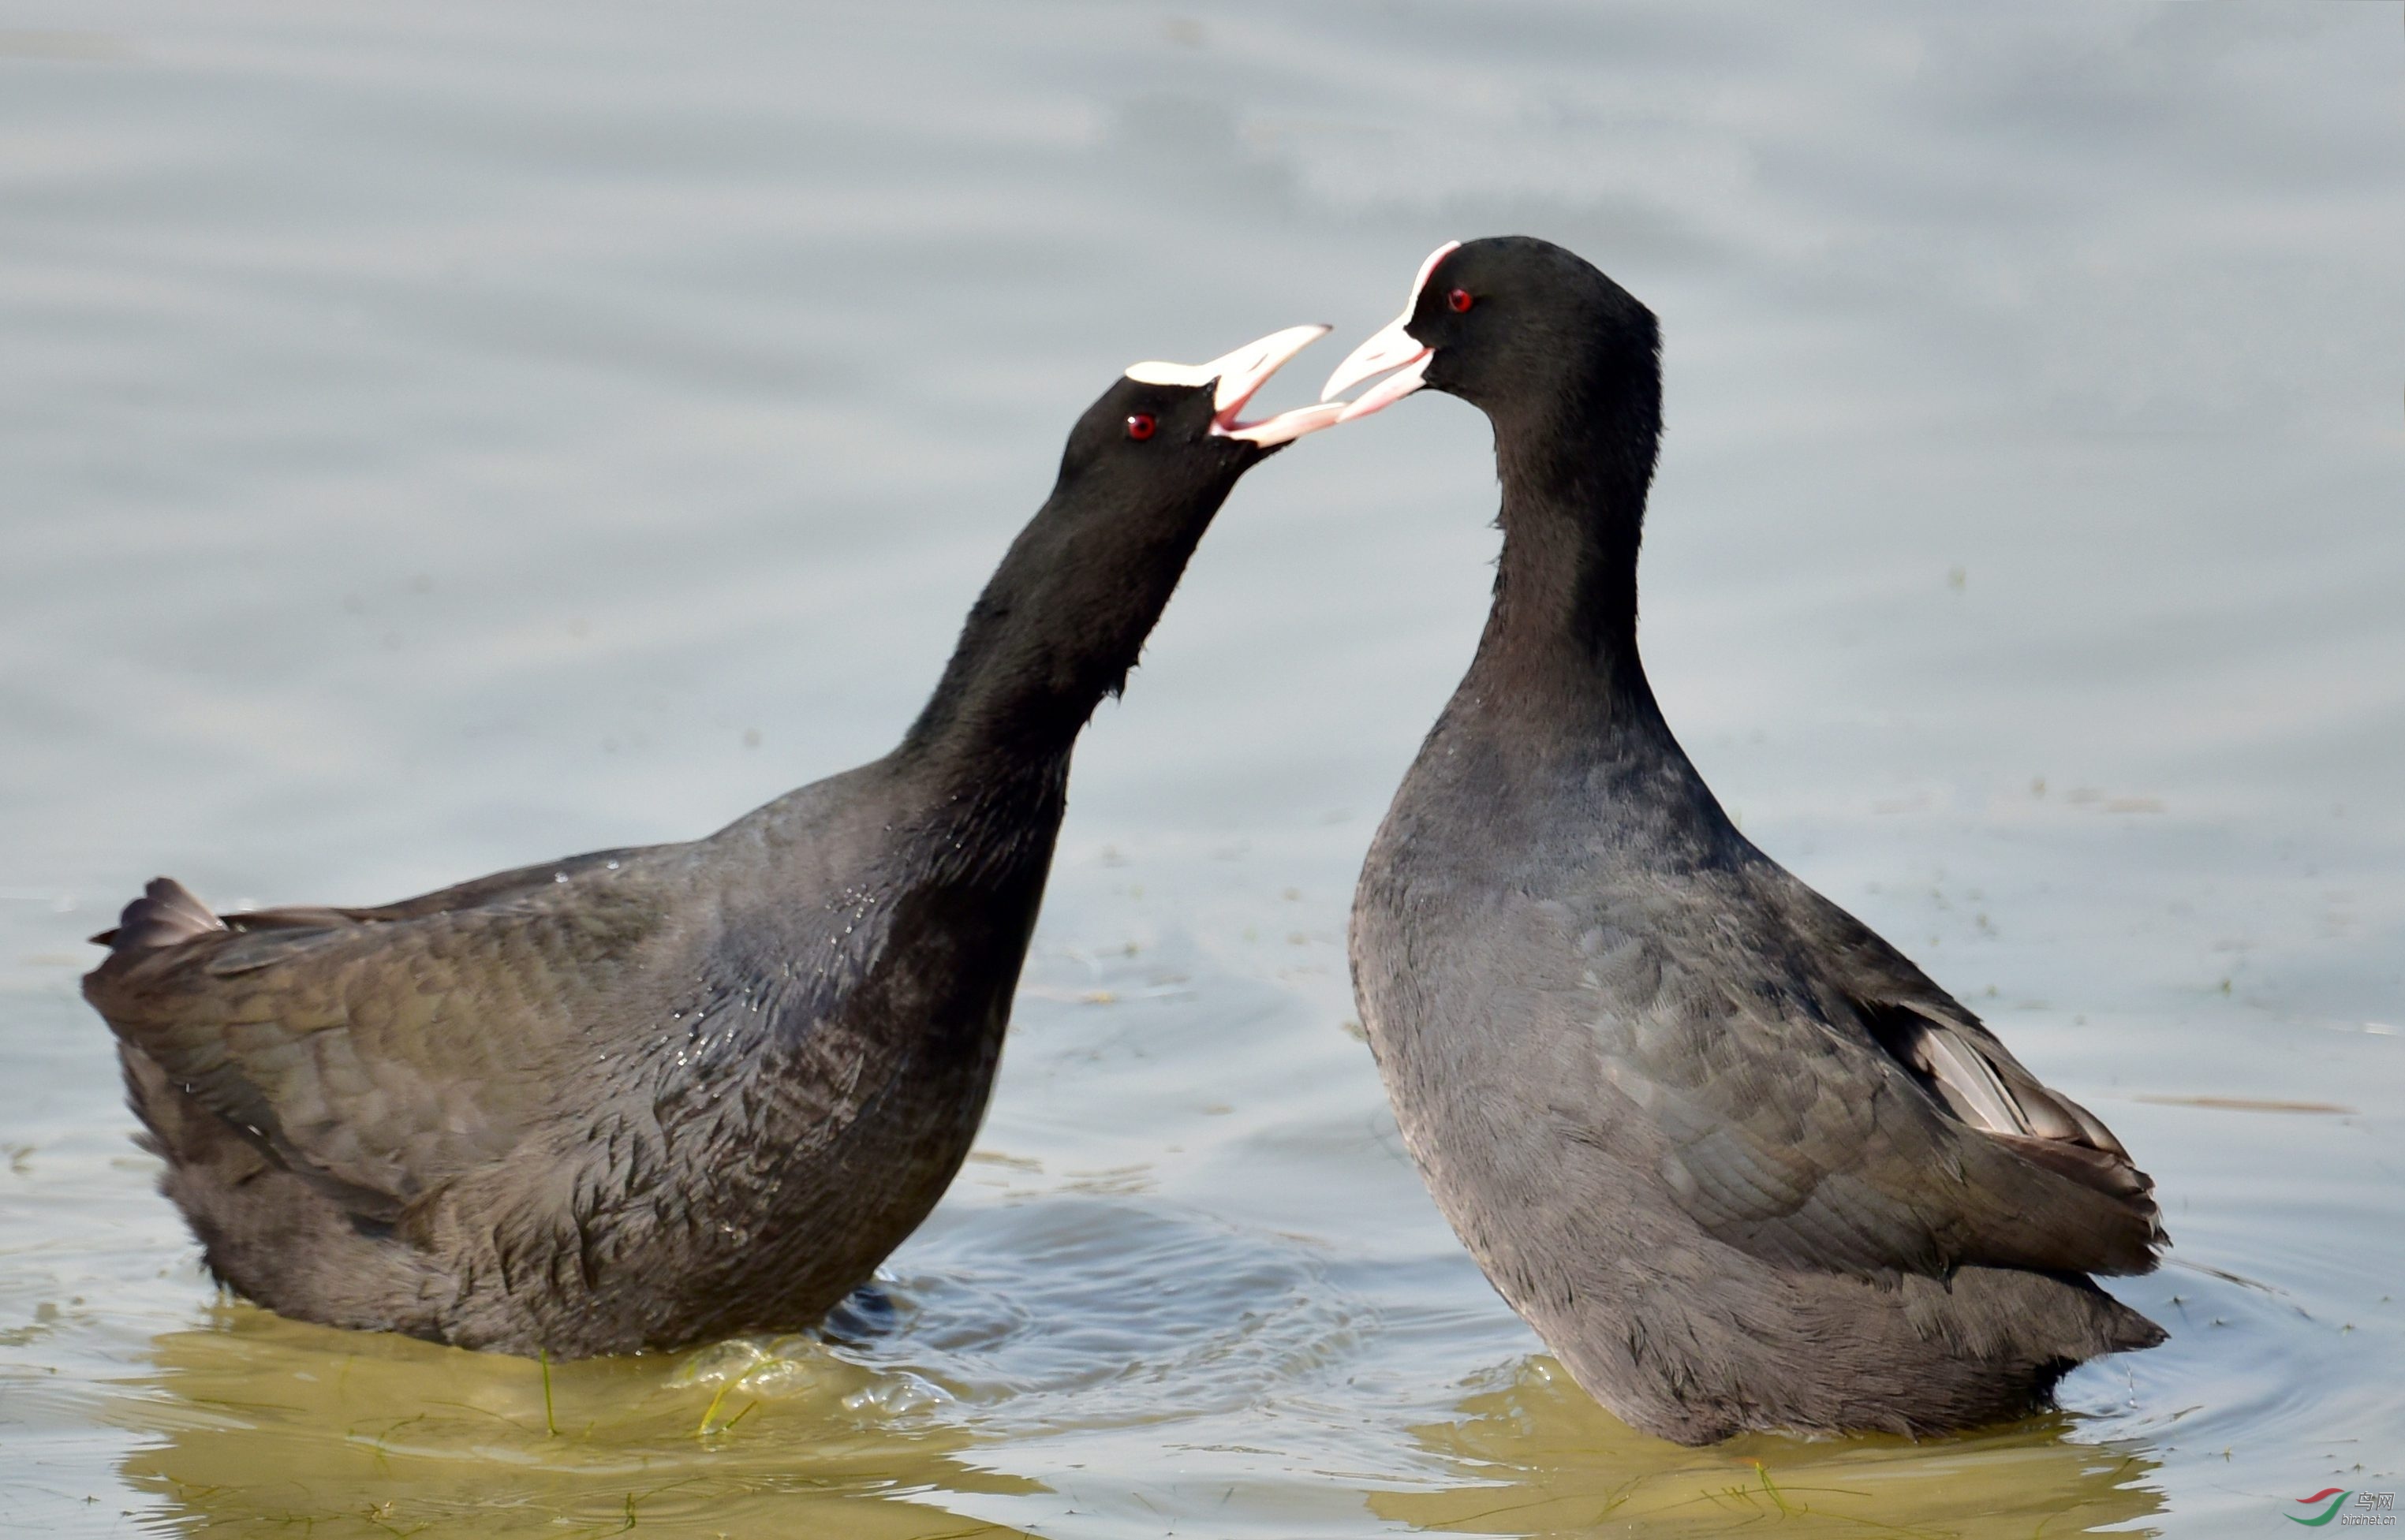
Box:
1125 324 1347 446
1320 239 1461 423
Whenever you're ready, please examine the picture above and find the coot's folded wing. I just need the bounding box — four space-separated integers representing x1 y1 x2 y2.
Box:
84 854 682 1221
1758 868 2163 1221
1518 888 2162 1283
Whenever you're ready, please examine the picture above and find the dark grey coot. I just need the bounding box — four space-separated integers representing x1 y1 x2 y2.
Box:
1319 237 2165 1444
83 326 1345 1358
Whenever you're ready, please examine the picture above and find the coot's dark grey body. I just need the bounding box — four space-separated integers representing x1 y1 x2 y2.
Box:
1327 238 2164 1443
84 330 1341 1356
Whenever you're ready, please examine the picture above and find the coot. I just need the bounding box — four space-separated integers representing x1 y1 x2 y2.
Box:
1321 237 2164 1443
85 326 1344 1357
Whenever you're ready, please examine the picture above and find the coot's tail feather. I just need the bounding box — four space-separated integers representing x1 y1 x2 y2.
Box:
92 878 225 953
2106 1299 2170 1352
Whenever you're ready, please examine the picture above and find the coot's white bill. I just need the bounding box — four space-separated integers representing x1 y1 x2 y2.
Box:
1320 239 1461 421
1126 323 1344 446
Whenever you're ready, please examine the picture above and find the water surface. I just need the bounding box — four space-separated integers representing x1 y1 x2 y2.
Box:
4 3 2401 1534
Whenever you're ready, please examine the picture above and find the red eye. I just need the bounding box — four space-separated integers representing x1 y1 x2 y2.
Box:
1126 412 1156 441
1446 287 1473 313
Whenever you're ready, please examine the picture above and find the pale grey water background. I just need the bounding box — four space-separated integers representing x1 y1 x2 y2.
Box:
3 3 2402 1535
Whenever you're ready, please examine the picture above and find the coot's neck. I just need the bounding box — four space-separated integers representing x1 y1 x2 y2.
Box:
896 474 1224 789
1465 374 1669 737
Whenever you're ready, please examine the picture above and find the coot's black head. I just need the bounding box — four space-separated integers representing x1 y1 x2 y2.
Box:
1320 237 1660 442
1051 325 1344 515
901 326 1343 759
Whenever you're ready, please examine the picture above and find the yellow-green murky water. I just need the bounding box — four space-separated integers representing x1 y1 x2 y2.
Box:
5 3 2401 1534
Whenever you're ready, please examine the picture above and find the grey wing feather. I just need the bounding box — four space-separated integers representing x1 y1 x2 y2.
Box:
86 854 682 1221
1757 866 2162 1215
1544 876 2161 1282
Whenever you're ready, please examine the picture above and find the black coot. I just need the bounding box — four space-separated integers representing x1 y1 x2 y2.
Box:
84 326 1343 1357
1321 237 2164 1444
